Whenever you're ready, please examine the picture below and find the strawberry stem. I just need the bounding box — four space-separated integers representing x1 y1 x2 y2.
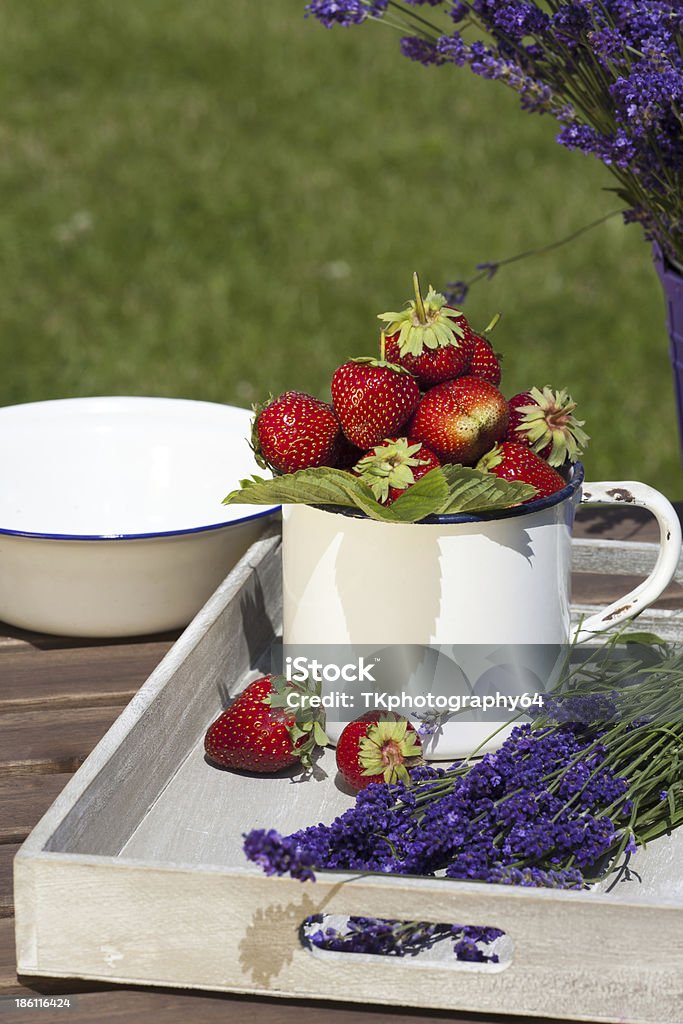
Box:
412 271 427 325
380 329 386 362
483 312 502 336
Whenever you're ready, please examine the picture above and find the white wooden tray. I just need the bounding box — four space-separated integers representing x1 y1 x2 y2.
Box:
13 527 683 1024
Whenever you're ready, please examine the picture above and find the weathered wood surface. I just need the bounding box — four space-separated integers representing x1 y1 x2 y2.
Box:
573 504 669 543
0 776 72 845
0 640 175 712
2 509 682 1022
0 988 574 1024
0 846 18 917
0 918 18 991
0 707 127 776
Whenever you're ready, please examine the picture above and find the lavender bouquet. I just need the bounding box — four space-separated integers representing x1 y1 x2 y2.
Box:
244 632 683 961
306 1 683 278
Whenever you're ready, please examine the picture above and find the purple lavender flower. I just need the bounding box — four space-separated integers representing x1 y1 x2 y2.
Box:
244 723 631 889
481 1 550 42
611 64 683 133
436 32 468 65
302 914 502 962
551 5 591 48
556 122 636 169
539 691 619 725
624 832 638 855
305 0 387 27
243 828 317 881
482 864 585 889
443 280 469 304
400 36 444 65
449 1 470 23
588 27 626 65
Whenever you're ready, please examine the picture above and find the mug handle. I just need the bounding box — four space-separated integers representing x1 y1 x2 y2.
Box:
573 480 681 642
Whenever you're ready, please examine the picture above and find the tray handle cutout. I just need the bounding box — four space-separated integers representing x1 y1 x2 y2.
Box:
299 913 512 973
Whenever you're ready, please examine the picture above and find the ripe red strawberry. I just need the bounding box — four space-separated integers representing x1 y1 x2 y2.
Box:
204 675 328 773
252 392 341 475
332 432 365 470
408 376 509 465
506 387 589 467
469 334 502 386
335 713 422 790
379 274 474 387
331 356 420 449
353 437 441 505
477 441 566 500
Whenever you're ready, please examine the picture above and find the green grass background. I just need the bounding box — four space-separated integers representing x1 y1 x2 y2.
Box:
0 0 680 495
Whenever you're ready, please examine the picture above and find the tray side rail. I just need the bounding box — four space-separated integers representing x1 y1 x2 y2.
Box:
14 856 683 1024
14 529 282 860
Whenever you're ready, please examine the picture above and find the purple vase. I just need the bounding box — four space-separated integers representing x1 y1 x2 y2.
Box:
654 245 683 453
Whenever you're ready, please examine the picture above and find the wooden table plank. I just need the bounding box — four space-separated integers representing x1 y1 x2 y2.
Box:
0 986 573 1024
0 918 18 992
0 775 73 845
0 845 18 918
0 641 175 713
573 572 683 610
574 502 683 544
0 707 125 776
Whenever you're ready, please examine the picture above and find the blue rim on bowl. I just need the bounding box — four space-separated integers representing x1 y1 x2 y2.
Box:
0 395 281 542
0 506 279 543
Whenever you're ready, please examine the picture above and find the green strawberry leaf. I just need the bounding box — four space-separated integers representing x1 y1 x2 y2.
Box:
313 721 329 746
225 468 375 509
621 631 668 647
264 674 330 767
375 467 450 522
223 467 445 523
436 464 537 513
223 464 537 523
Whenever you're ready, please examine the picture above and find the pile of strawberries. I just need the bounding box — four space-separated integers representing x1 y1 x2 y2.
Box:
252 274 588 504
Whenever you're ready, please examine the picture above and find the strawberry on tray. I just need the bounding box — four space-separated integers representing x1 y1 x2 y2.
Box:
225 271 589 525
204 674 328 773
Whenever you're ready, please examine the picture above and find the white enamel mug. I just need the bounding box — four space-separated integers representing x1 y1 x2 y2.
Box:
282 465 682 760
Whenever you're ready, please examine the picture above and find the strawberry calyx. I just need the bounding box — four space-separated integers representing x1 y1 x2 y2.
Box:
358 717 423 784
477 444 505 472
349 355 415 377
378 272 466 358
249 395 274 472
266 674 329 769
481 311 502 339
511 386 589 466
479 312 504 361
354 437 430 504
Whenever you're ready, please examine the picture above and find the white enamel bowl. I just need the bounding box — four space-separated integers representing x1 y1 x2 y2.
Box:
0 396 278 637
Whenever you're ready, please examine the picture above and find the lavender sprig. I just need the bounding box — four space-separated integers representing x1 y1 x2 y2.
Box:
244 632 683 962
244 632 683 889
305 1 683 273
